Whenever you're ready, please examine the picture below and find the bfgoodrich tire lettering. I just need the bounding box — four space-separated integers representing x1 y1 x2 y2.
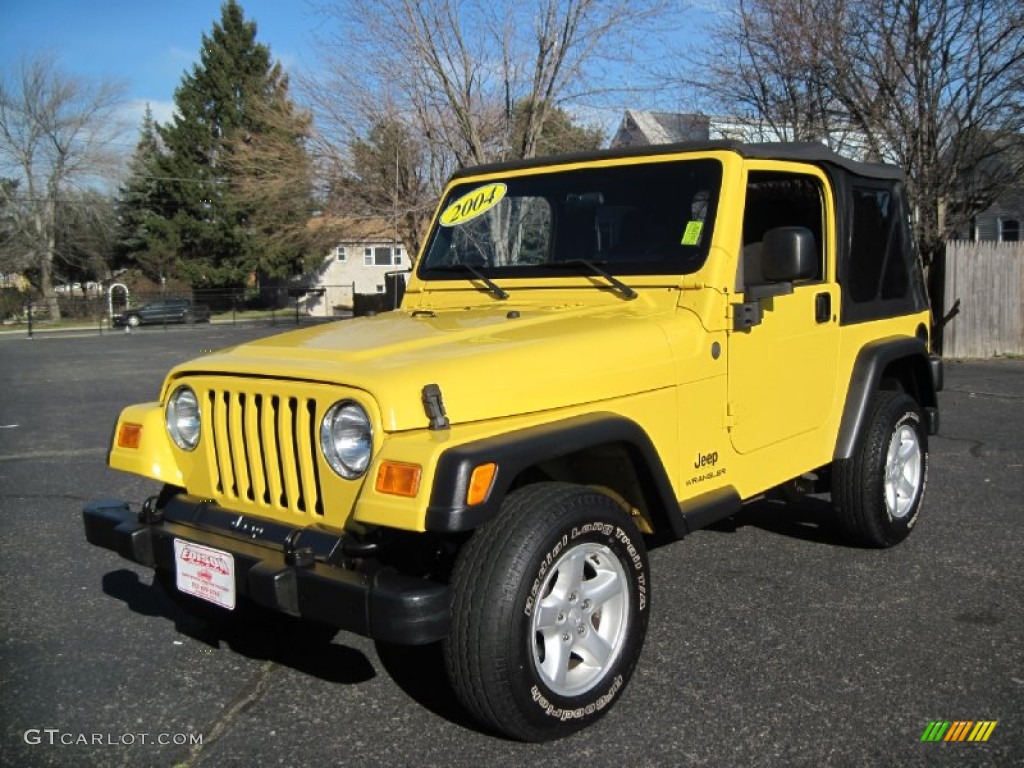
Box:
445 482 649 741
834 391 928 547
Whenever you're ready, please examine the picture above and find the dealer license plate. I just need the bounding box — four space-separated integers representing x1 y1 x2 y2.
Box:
173 539 236 610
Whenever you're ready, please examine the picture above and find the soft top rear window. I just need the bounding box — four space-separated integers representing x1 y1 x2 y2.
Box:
419 159 722 279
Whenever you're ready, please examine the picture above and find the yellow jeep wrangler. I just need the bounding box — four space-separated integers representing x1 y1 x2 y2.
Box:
84 141 942 741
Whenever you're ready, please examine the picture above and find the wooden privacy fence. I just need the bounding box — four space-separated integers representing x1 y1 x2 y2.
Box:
943 241 1024 359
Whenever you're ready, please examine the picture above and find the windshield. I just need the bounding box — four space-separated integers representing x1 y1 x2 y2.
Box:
419 159 722 280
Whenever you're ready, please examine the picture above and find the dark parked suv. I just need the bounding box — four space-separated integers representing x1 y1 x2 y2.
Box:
113 299 211 328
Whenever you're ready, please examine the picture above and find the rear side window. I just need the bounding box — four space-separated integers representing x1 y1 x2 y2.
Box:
848 187 909 302
840 181 927 323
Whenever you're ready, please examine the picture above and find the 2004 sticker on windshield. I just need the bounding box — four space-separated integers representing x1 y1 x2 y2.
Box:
440 183 507 227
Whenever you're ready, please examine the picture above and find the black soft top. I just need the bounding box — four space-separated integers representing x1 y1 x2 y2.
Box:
449 140 904 183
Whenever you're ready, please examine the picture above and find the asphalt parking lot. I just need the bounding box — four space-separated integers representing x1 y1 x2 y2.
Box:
0 324 1021 767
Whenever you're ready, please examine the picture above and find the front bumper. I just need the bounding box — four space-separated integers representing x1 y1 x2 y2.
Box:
82 496 449 644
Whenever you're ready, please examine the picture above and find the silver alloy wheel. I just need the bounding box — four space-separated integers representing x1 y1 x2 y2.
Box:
884 424 922 519
127 314 140 327
530 542 629 697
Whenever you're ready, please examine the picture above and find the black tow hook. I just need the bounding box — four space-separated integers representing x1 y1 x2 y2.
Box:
283 530 315 568
139 496 163 524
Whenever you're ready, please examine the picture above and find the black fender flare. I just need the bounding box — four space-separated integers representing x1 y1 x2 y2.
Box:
834 336 940 460
423 412 687 536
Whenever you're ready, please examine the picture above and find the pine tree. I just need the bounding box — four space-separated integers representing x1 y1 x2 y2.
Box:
150 0 317 289
114 105 173 281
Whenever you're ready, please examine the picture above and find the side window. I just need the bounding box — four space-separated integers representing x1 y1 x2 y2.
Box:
848 186 910 303
740 172 825 288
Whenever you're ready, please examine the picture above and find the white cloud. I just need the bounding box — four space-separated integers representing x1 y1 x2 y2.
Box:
120 99 177 131
167 45 197 65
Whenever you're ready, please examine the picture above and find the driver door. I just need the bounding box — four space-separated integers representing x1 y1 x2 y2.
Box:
727 165 840 455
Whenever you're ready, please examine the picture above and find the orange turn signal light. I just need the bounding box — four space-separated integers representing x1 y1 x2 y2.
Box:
117 423 143 449
466 463 497 506
375 461 422 498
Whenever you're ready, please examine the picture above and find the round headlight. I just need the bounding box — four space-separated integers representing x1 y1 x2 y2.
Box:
320 401 373 479
166 385 201 451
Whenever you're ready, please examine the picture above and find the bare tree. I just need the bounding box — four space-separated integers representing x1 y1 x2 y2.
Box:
692 0 852 147
55 189 118 286
828 0 1024 262
0 55 125 320
691 0 1024 330
305 0 671 261
0 178 18 276
325 116 436 260
312 0 666 163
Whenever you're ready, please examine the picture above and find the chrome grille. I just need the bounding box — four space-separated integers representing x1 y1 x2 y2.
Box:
206 388 324 516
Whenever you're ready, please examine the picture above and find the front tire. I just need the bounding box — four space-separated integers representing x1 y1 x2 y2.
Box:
834 391 928 547
445 483 650 741
126 314 141 328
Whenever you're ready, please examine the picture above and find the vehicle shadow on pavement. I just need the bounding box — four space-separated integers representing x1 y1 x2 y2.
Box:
101 569 376 684
702 496 855 547
99 569 517 735
373 640 491 736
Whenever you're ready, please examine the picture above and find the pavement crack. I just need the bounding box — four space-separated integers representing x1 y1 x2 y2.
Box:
945 387 1024 401
177 659 276 768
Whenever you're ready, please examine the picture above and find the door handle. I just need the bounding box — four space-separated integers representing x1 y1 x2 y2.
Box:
815 292 832 323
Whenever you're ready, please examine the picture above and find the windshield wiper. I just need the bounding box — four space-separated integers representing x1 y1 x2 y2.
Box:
428 264 509 300
540 259 637 300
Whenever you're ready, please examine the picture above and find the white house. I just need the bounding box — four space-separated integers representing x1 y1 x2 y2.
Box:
301 217 411 315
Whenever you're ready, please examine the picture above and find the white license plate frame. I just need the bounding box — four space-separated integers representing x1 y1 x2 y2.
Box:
172 539 236 610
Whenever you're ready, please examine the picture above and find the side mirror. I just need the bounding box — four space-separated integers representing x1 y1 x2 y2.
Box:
739 225 818 311
762 226 817 282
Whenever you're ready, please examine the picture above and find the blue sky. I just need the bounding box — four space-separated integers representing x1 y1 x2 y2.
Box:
0 0 324 130
0 0 715 148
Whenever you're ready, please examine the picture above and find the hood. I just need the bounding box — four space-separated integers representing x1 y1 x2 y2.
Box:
170 305 679 431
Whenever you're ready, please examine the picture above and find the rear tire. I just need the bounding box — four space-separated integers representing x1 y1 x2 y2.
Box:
445 482 650 741
834 391 928 547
